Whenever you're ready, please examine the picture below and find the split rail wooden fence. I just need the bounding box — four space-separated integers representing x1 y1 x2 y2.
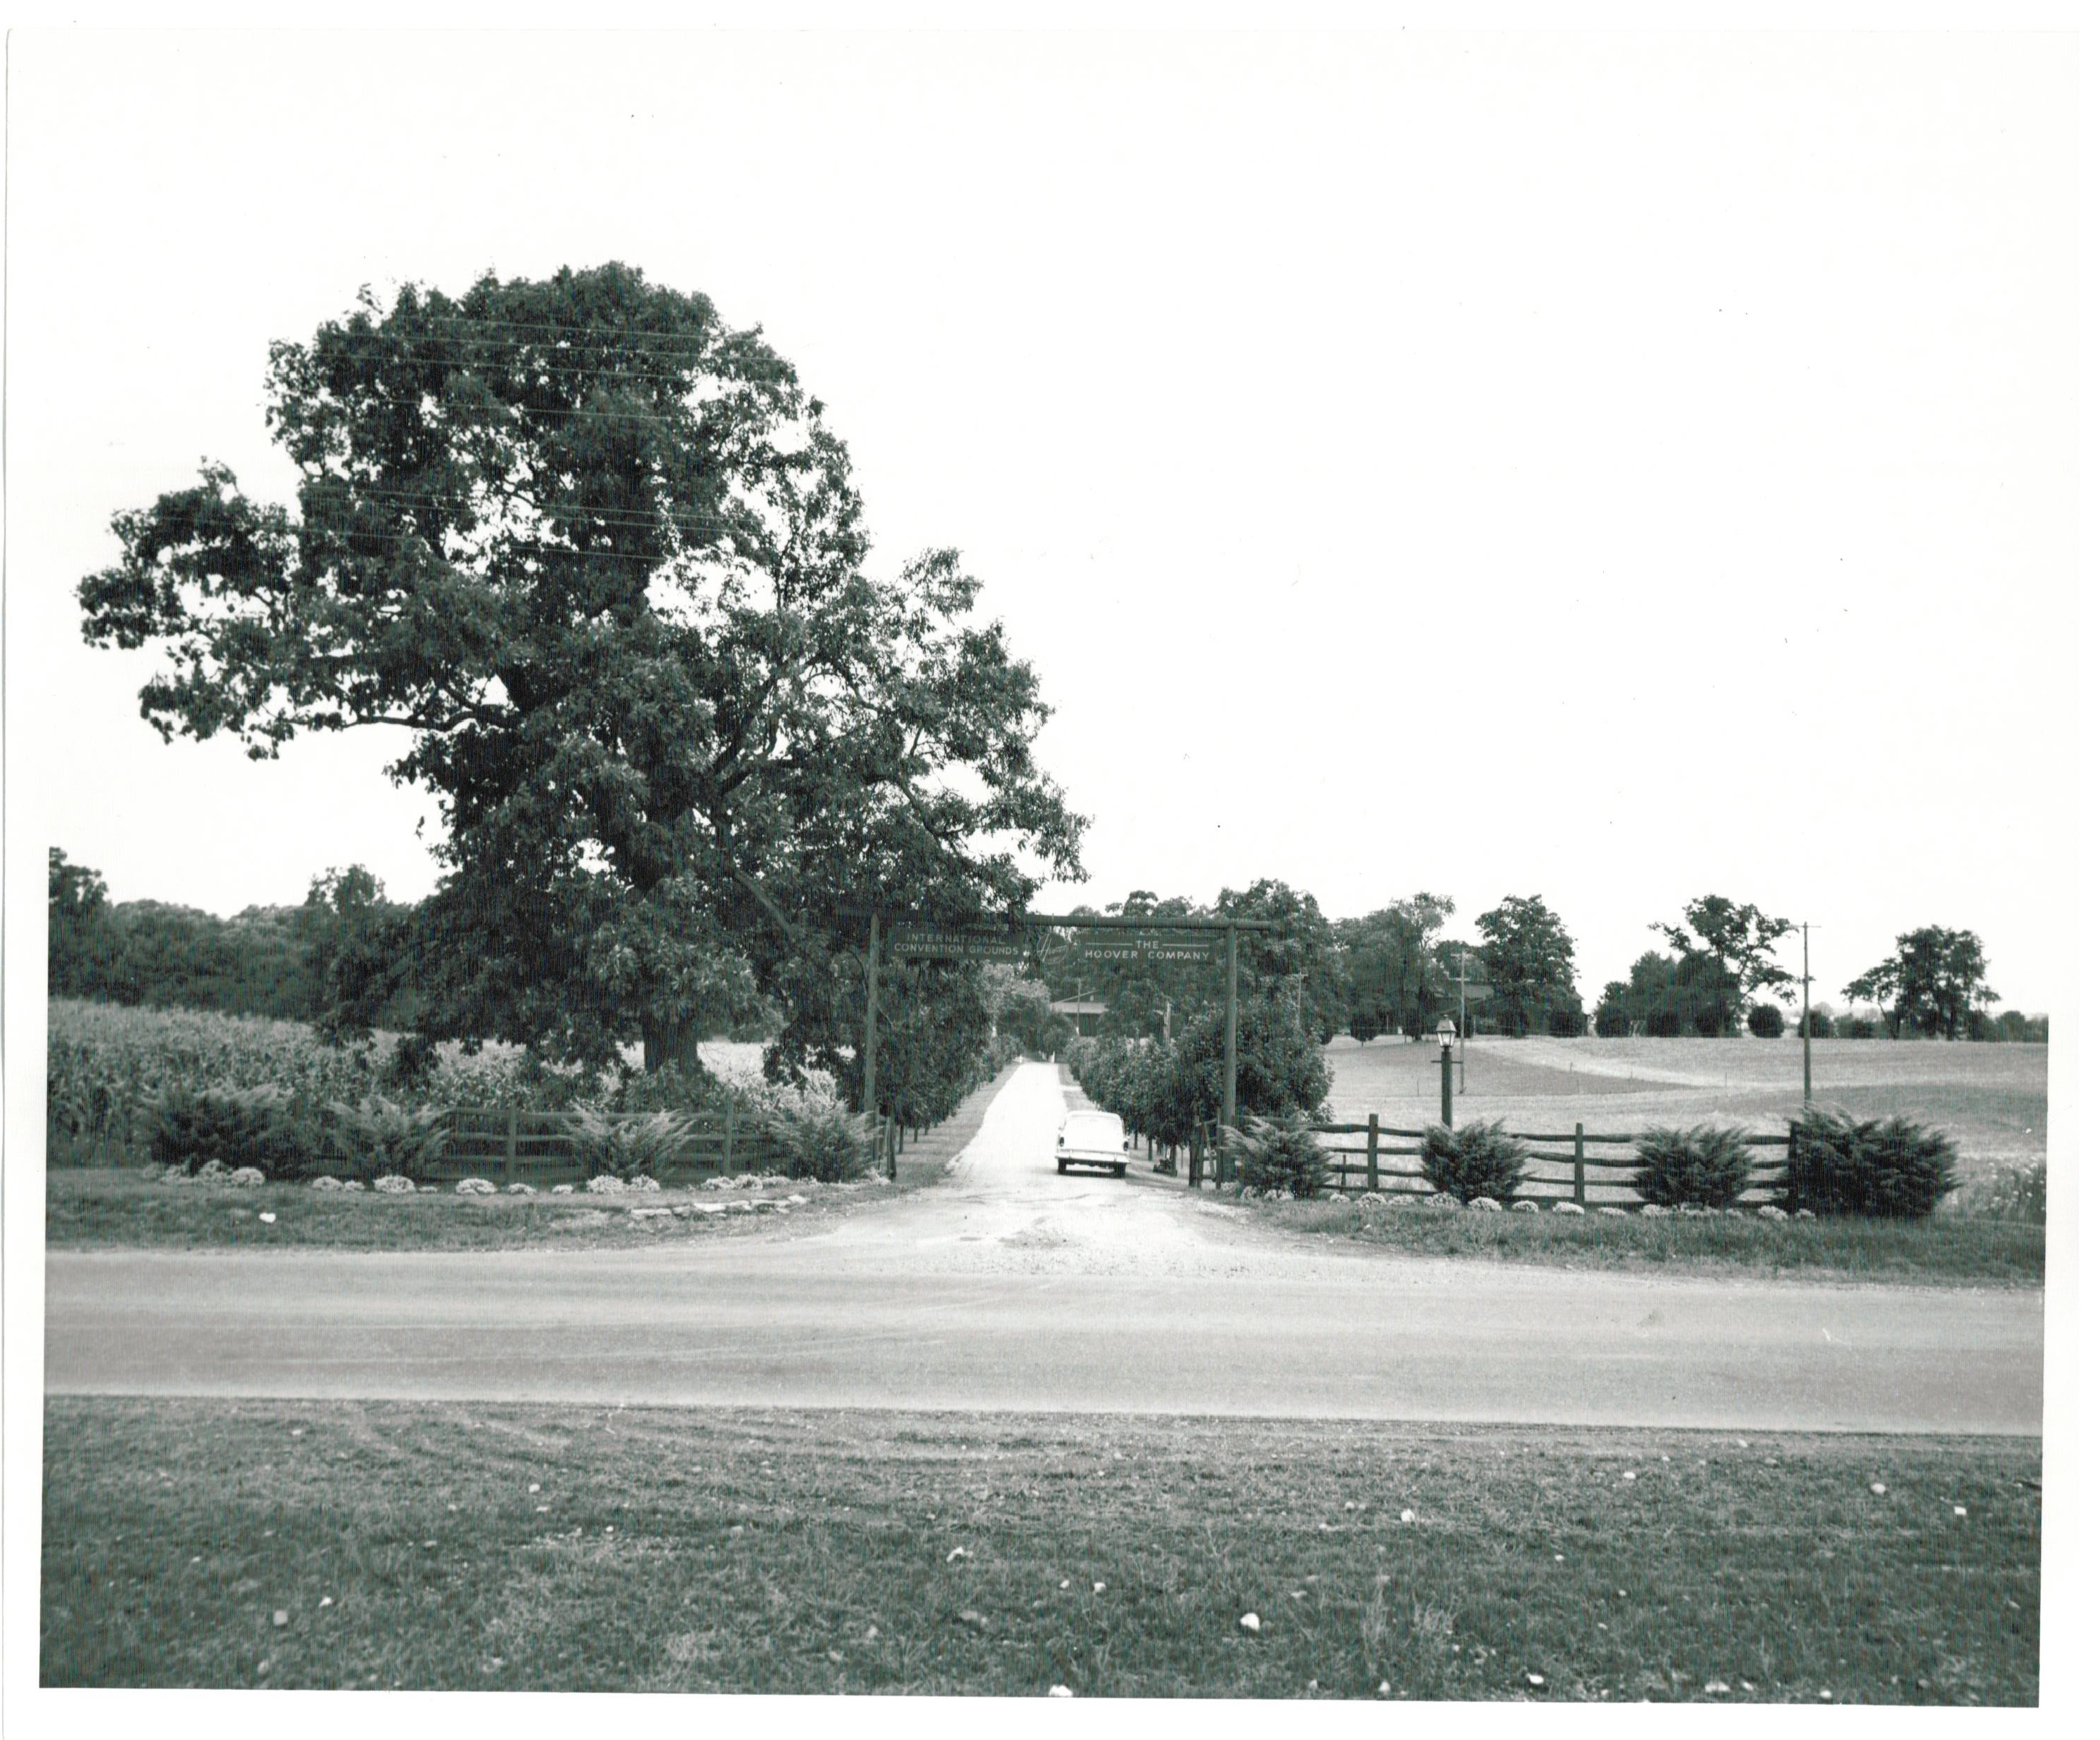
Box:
1188 1115 1792 1205
425 1106 807 1185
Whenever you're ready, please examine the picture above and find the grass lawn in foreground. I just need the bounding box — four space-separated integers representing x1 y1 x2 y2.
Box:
42 1399 2037 1701
1250 1197 2045 1287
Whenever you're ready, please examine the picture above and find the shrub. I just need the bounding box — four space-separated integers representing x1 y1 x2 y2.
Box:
1839 1014 1881 1040
1419 1119 1527 1205
1798 1010 1835 1039
767 1091 876 1183
1593 1005 1631 1038
325 1094 451 1183
1784 1106 1957 1219
1219 1115 1329 1199
567 1108 694 1182
1952 1162 2045 1224
150 1084 328 1180
1645 1011 1683 1038
1631 1124 1754 1208
1747 1004 1784 1039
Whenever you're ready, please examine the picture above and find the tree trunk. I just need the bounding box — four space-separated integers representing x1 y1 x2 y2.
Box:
642 1015 703 1074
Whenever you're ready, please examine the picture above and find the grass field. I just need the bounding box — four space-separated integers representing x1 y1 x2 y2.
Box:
1254 1196 2044 1286
39 1398 2039 1701
1323 1036 2048 1192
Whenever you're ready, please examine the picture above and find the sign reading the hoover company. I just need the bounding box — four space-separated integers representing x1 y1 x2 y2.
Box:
1074 935 1221 964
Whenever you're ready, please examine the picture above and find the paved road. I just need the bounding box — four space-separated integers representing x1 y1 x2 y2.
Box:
44 1064 2042 1432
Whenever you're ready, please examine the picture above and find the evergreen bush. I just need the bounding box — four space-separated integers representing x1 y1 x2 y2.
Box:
767 1092 876 1183
1783 1106 1957 1219
1747 1004 1784 1038
150 1084 328 1180
1219 1114 1329 1199
325 1093 451 1183
1631 1124 1753 1208
1419 1119 1527 1205
568 1108 694 1182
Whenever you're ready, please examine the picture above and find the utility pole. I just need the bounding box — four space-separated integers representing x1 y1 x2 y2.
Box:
1458 947 1469 1093
1221 924 1239 1136
1801 923 1812 1103
864 909 882 1171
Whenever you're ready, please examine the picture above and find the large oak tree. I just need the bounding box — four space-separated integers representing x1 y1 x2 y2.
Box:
80 264 1085 1076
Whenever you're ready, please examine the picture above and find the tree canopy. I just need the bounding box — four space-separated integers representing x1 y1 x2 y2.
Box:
1843 927 1995 1039
1474 894 1580 1036
1337 893 1454 1041
79 264 1085 1076
1650 895 1793 1037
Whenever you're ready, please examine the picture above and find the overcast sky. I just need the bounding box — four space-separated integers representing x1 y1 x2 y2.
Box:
6 27 2078 1011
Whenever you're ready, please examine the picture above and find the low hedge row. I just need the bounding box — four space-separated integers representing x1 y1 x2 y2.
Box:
1232 1111 1971 1219
145 1086 876 1186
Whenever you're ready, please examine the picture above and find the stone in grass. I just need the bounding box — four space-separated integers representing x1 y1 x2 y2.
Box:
629 1206 672 1220
309 1176 349 1191
1553 1202 1585 1215
1595 1205 1628 1217
1640 1204 1670 1218
1420 1192 1461 1209
1358 1194 1388 1211
195 1160 233 1182
1510 1200 1541 1214
550 1183 576 1196
585 1176 627 1195
507 1183 537 1195
1757 1205 1787 1220
1239 1613 1262 1634
629 1176 661 1193
1794 1209 1815 1220
373 1175 417 1195
455 1178 497 1195
1467 1197 1504 1213
227 1167 267 1187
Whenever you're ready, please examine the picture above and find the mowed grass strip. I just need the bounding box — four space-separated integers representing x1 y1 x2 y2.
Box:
42 1400 2037 1702
1273 1198 2045 1286
41 1169 890 1252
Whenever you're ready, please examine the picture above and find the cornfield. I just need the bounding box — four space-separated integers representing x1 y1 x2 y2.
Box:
46 999 841 1168
46 999 531 1156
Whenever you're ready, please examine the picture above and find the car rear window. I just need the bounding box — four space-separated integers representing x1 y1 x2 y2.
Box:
1066 1114 1121 1141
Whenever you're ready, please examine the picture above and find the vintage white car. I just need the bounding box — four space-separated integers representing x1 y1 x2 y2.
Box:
1056 1110 1129 1177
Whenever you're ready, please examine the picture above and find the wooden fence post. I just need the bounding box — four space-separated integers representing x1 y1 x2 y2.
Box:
725 1098 737 1176
504 1105 518 1183
1573 1122 1585 1206
1366 1112 1380 1195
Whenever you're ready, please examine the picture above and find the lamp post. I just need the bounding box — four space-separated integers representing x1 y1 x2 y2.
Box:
1436 1018 1456 1128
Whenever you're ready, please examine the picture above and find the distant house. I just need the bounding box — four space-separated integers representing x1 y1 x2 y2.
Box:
1049 996 1106 1038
